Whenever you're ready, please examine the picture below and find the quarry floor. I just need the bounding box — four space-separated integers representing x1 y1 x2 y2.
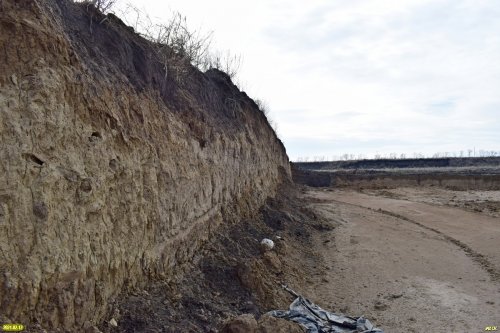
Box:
305 187 500 333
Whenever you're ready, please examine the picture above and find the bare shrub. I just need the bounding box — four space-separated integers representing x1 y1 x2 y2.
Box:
74 0 118 14
118 4 241 83
254 99 278 134
73 0 118 34
254 99 269 115
202 50 242 80
94 0 117 13
150 13 212 69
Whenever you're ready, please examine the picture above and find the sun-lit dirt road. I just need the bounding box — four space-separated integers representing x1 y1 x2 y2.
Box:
304 188 500 333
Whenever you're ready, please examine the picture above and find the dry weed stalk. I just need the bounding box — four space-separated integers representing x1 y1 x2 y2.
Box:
74 0 118 14
118 4 241 83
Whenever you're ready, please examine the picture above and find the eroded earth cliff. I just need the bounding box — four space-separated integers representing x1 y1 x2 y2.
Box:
0 0 289 330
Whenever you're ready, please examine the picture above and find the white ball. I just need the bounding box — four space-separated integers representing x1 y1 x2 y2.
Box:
260 238 275 251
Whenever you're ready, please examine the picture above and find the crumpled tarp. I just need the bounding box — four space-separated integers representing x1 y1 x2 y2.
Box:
268 286 383 333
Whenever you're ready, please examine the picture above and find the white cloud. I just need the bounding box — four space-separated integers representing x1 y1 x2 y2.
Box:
120 0 500 160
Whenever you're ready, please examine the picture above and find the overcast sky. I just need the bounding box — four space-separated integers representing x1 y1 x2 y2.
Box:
119 0 500 160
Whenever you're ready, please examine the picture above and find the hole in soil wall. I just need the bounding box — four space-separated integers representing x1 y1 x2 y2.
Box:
89 131 103 143
91 131 102 139
23 153 45 166
199 139 207 149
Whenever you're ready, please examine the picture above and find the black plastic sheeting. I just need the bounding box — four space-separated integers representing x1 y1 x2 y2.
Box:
268 286 383 333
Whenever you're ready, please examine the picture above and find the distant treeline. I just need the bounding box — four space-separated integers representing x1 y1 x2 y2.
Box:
294 157 500 170
295 149 500 163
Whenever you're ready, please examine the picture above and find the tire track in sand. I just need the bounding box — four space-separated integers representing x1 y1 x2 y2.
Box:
329 198 500 283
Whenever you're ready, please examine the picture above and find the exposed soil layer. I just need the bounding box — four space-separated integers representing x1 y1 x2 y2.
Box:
293 158 500 191
0 0 289 330
293 166 500 190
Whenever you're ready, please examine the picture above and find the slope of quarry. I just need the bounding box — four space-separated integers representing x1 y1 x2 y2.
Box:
0 0 294 331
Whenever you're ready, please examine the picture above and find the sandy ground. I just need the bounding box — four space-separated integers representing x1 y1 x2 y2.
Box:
362 187 500 218
304 188 500 333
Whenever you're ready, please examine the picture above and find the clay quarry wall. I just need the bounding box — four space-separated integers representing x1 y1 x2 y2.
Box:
0 0 289 329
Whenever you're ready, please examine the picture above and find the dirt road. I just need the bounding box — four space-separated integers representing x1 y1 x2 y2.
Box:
304 188 500 333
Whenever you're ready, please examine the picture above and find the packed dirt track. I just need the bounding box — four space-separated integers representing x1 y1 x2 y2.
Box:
305 187 500 333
